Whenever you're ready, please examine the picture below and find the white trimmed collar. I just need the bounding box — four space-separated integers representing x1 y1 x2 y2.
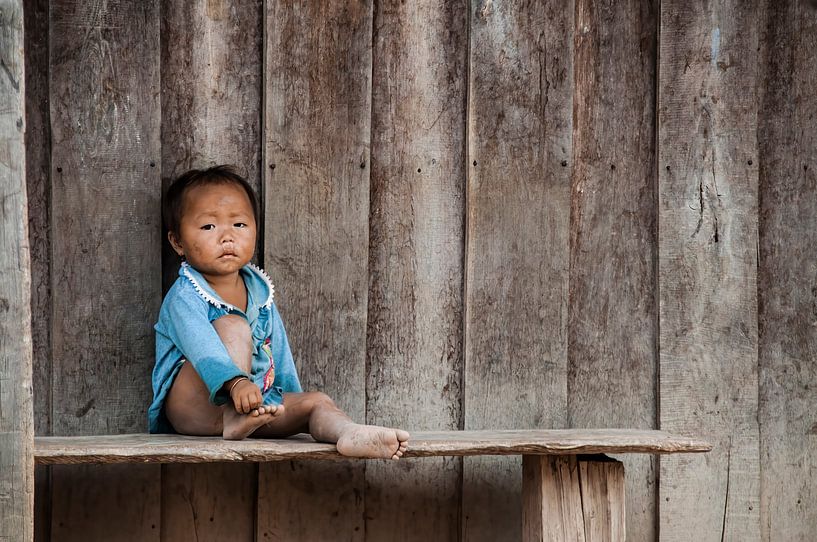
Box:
180 261 274 312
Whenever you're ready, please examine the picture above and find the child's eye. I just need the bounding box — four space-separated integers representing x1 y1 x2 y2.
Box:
200 224 215 231
234 223 247 228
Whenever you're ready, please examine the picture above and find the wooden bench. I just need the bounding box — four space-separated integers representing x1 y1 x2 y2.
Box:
36 429 710 542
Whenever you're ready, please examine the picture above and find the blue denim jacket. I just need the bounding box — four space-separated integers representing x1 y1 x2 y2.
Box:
148 262 302 433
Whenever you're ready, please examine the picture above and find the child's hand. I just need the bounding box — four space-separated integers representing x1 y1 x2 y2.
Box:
228 377 263 414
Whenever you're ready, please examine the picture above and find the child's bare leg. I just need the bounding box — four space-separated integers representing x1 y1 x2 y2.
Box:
165 314 278 439
253 392 410 460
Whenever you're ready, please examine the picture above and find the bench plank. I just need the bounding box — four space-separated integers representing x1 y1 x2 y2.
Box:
35 430 711 465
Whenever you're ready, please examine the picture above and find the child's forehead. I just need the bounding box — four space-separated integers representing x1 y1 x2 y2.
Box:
181 181 252 213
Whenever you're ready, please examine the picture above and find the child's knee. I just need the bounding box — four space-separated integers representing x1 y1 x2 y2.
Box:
212 314 251 342
304 391 336 411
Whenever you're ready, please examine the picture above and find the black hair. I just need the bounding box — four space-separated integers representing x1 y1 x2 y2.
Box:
163 165 259 237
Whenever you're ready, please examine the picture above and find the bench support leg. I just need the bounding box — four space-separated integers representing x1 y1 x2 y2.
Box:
522 455 625 542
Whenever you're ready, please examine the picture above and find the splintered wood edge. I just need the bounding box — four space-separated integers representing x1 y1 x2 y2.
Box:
35 429 713 465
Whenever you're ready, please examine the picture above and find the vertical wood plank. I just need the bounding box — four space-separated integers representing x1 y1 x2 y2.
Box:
365 0 467 539
24 0 52 539
758 1 817 539
0 1 34 539
159 3 263 540
658 1 761 540
48 1 162 540
568 1 658 540
259 2 373 540
464 1 574 540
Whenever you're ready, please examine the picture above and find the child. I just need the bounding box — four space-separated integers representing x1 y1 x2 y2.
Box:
148 165 409 459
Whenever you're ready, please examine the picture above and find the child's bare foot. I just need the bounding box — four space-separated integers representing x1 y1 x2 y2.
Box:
336 424 410 460
223 406 277 440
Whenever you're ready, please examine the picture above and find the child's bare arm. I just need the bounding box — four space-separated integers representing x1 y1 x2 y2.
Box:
226 377 263 414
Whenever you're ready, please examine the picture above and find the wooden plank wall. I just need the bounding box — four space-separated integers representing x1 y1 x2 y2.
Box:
0 1 34 539
21 0 817 541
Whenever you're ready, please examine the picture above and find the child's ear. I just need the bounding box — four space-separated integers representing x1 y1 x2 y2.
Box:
167 231 185 257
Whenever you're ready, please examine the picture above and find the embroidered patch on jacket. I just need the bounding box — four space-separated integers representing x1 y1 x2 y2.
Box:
261 337 275 392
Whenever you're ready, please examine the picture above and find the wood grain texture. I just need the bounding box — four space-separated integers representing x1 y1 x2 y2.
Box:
160 463 256 542
366 0 467 539
258 460 363 542
464 1 574 540
757 1 817 539
50 464 160 542
160 0 263 291
34 430 712 464
261 3 373 540
0 1 34 539
48 1 162 540
658 1 761 540
568 1 658 540
159 3 263 539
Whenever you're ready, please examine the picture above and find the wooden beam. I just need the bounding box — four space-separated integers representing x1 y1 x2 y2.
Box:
0 2 34 539
35 430 711 465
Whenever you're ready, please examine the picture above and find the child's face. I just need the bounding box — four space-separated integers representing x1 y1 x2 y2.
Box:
168 182 256 281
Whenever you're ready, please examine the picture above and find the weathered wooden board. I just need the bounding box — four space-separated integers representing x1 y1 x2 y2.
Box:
260 2 373 540
658 1 760 540
366 0 467 539
464 1 574 540
757 1 817 539
160 0 263 290
0 1 34 539
34 430 712 464
568 1 658 540
159 3 263 540
48 1 162 540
